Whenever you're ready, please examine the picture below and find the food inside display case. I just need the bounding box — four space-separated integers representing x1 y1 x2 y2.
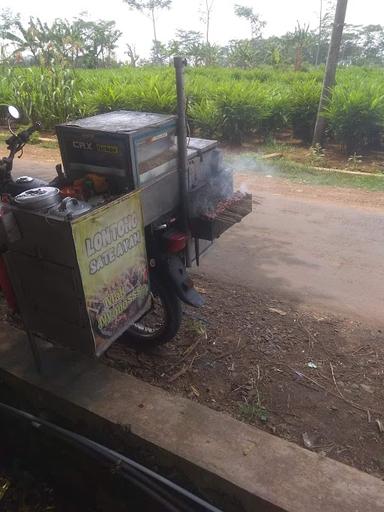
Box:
56 110 177 191
136 126 176 166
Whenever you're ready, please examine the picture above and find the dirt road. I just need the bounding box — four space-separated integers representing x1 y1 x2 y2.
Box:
12 158 384 326
199 174 384 325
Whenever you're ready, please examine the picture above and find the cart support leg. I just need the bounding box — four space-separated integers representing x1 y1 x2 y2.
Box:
174 57 192 268
26 330 42 374
194 237 200 266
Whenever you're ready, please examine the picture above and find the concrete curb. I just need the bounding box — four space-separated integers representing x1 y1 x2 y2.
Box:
0 324 383 512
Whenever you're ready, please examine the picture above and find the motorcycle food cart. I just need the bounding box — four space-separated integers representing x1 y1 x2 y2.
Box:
0 59 252 364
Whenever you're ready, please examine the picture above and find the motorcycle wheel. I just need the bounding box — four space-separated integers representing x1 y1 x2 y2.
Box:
122 276 182 348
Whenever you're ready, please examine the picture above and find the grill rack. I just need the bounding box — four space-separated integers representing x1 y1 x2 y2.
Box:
190 193 252 241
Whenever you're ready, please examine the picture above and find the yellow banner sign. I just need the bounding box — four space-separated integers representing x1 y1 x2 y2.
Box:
72 191 150 355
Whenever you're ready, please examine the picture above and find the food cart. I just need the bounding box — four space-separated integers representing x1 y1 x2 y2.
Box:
0 59 252 365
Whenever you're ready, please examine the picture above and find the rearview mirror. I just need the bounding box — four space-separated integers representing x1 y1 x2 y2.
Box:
8 106 20 120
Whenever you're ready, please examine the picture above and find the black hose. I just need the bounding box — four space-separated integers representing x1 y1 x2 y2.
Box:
0 401 222 512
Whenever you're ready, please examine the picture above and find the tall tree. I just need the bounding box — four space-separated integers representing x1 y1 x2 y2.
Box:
200 0 215 45
168 30 203 65
123 0 171 62
234 4 266 39
315 0 323 65
292 22 310 71
126 43 140 66
313 0 349 146
313 6 334 65
0 9 20 61
3 17 54 65
0 13 122 67
226 39 258 68
346 24 384 65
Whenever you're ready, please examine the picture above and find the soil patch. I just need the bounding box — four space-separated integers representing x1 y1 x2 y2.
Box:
234 172 384 212
104 274 384 479
223 135 384 174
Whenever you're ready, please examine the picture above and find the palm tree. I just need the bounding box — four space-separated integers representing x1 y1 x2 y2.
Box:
293 22 310 71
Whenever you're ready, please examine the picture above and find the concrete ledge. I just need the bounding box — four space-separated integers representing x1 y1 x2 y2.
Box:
0 324 383 512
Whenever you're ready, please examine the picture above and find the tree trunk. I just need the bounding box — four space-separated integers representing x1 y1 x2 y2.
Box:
294 46 303 71
151 7 157 44
151 7 159 63
312 0 348 146
205 0 213 44
315 0 323 66
206 12 210 44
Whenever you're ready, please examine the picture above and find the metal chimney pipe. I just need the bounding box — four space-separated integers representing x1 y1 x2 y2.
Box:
174 56 191 267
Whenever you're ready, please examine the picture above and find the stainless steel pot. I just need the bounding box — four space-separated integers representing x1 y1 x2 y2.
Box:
14 187 61 211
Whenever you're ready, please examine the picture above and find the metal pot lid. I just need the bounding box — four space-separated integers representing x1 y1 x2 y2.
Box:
48 197 92 219
14 187 60 209
15 176 34 184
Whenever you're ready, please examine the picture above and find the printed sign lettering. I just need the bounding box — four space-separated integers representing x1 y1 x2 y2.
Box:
71 192 150 356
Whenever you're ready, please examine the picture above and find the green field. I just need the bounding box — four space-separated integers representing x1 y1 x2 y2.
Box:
1 66 384 152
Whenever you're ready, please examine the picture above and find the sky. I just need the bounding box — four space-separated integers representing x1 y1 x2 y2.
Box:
1 0 383 60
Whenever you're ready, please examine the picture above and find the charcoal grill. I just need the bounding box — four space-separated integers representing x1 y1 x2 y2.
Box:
190 193 252 241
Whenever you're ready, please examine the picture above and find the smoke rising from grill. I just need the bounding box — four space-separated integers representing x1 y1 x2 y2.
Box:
189 166 235 218
189 152 272 219
239 182 249 195
225 153 278 177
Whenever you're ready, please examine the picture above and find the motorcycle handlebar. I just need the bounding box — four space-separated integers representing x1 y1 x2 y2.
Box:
0 121 41 182
17 122 42 143
5 121 41 153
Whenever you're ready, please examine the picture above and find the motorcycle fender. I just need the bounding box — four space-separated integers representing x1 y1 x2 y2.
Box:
165 256 204 307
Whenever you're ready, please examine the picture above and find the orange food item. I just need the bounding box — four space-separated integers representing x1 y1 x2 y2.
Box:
60 184 84 200
85 174 109 194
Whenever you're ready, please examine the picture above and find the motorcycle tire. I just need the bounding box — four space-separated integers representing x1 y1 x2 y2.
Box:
121 275 182 349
